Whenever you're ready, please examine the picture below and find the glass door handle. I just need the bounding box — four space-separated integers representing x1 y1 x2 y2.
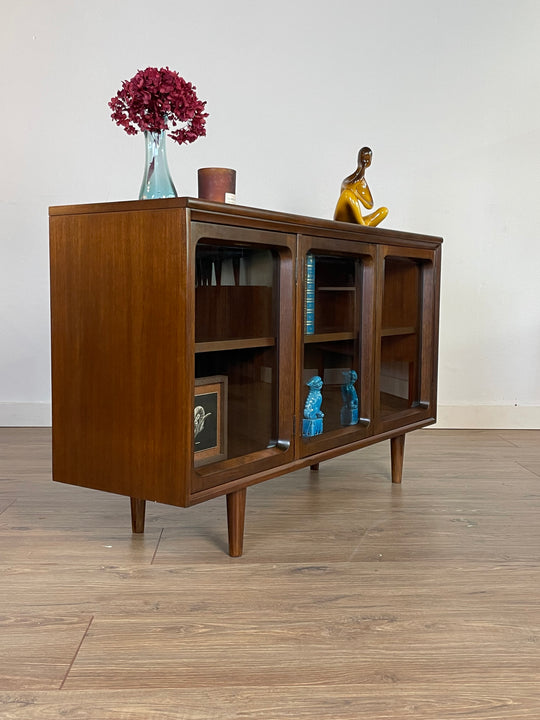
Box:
359 418 371 427
276 439 291 451
268 439 291 451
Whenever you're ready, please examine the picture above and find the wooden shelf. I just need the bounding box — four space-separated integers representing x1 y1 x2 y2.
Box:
195 337 276 353
304 331 355 344
380 392 412 413
381 326 416 337
317 286 355 292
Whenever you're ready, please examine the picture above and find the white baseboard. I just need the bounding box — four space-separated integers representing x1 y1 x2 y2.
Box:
0 403 52 427
1 402 539 430
434 405 540 429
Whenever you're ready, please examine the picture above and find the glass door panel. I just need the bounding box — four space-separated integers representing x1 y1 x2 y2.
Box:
380 256 421 415
300 244 374 456
195 243 278 464
378 252 435 427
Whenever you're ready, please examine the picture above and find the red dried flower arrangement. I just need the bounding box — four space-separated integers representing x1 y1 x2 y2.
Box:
109 66 208 145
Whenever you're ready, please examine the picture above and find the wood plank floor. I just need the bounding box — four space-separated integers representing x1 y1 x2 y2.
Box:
1 428 539 718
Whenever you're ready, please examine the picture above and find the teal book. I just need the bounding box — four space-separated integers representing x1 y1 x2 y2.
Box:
304 254 315 334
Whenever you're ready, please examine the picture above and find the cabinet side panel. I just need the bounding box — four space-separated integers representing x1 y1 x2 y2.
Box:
49 209 190 506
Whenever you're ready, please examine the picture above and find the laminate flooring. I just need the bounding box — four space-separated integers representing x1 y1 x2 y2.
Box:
1 428 539 719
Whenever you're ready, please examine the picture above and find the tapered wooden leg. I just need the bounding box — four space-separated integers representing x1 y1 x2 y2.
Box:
130 497 146 533
390 434 405 484
310 463 320 471
226 488 247 557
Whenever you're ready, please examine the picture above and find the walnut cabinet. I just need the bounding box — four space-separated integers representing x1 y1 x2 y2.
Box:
49 198 442 556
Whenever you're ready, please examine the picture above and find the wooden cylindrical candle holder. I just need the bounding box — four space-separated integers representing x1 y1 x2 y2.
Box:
198 167 236 203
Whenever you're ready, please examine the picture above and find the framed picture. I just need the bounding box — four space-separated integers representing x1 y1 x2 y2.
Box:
194 375 228 467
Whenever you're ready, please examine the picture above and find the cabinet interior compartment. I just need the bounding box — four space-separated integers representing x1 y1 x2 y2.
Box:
380 255 427 415
194 241 280 467
302 252 362 438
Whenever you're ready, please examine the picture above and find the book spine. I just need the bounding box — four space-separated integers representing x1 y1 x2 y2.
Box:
304 254 315 335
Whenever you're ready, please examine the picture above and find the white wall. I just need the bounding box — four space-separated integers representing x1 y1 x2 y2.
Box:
2 0 539 428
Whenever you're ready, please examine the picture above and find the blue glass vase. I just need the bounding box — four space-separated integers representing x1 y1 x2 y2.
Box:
139 130 177 199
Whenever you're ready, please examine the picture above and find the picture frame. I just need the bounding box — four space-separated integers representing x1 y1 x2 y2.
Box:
194 375 228 467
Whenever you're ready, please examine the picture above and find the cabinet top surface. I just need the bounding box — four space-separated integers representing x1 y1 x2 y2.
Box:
49 197 443 246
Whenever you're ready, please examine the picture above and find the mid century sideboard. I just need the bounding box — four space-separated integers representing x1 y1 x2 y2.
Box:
49 198 442 556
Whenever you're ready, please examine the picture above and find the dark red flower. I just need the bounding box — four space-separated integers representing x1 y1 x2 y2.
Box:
109 67 208 145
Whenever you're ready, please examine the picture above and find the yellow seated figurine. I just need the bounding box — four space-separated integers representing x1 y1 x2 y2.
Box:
334 146 388 226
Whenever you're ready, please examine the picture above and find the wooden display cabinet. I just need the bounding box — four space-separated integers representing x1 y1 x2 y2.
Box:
49 198 442 556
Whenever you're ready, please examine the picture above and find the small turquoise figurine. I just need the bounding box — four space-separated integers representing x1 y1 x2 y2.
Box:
340 370 359 426
303 375 324 437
